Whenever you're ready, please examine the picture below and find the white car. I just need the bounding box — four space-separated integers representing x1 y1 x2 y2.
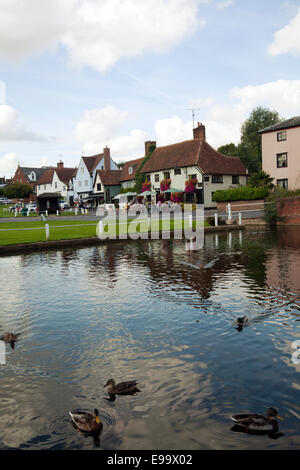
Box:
27 203 37 213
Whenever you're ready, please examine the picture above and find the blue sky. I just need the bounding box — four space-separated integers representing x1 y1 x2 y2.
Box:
1 0 300 176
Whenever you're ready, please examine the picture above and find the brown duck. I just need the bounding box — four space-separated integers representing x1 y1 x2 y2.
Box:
231 407 283 433
103 379 141 396
69 408 103 433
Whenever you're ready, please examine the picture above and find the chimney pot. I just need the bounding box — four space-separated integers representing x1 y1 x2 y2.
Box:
145 140 156 156
193 123 206 142
57 161 64 169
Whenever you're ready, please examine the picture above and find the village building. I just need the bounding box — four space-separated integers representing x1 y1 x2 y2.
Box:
36 161 76 200
72 147 118 203
260 116 300 190
12 165 50 192
141 123 248 208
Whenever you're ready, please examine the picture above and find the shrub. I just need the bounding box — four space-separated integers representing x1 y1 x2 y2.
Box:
212 186 269 202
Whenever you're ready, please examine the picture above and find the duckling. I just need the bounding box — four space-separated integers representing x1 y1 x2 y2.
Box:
69 408 103 433
231 407 283 433
103 379 141 396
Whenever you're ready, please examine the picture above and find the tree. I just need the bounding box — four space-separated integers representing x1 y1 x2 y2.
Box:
217 143 240 156
4 183 33 198
248 170 274 189
240 106 282 173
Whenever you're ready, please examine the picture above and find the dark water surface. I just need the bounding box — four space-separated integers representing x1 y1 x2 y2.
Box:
0 227 299 450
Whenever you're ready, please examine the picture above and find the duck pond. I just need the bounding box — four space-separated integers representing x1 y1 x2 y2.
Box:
0 227 299 450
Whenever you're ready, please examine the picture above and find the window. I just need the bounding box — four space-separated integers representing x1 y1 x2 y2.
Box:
277 178 288 189
146 175 151 182
155 174 159 182
189 174 197 180
232 175 239 184
212 175 223 183
204 176 210 182
277 131 287 142
174 169 181 175
164 171 170 179
63 186 66 191
97 183 102 191
277 153 288 168
128 166 133 175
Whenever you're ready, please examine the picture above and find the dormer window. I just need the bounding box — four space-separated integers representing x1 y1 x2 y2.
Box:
128 166 133 175
30 172 36 181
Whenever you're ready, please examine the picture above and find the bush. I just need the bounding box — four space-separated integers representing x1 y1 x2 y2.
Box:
212 186 269 202
4 183 33 198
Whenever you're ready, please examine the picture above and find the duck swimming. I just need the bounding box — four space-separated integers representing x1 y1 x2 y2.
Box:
103 379 141 396
231 407 283 433
69 408 103 433
235 316 249 331
1 333 18 349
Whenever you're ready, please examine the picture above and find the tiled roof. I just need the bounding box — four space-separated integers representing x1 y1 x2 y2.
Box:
259 116 300 134
82 153 104 173
96 169 121 186
142 139 247 175
56 168 77 186
120 157 144 182
21 167 50 182
37 168 54 184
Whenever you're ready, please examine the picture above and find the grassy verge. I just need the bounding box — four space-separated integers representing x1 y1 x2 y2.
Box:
0 205 82 218
0 219 210 246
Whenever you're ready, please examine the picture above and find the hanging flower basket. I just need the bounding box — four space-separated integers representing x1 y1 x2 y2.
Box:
141 181 151 192
185 178 198 193
160 178 171 191
171 192 183 203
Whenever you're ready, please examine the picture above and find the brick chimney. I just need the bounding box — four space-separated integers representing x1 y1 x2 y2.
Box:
145 140 156 156
57 160 64 169
193 122 206 141
103 146 110 170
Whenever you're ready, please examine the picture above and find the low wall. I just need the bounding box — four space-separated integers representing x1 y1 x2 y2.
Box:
217 199 264 212
277 196 300 225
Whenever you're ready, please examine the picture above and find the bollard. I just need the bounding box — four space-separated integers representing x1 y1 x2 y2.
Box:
75 207 78 215
46 210 48 217
45 224 50 240
189 214 193 228
215 233 219 248
85 209 88 215
81 208 84 214
238 212 242 226
99 221 103 235
227 203 232 221
239 230 243 244
15 210 17 217
228 231 232 247
27 210 30 216
214 213 218 227
56 210 59 216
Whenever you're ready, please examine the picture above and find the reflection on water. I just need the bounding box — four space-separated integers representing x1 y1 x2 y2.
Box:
0 227 299 449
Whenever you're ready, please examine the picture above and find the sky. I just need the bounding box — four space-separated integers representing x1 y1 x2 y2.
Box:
1 0 300 177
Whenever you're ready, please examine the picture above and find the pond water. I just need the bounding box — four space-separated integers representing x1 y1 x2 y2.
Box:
0 227 299 450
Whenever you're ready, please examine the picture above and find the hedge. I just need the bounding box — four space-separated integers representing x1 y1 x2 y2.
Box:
212 186 269 202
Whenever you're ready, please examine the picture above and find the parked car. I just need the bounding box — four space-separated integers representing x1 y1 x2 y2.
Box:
0 198 13 205
27 203 37 213
9 203 23 212
60 202 70 210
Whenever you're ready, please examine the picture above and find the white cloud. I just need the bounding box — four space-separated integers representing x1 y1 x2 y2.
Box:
0 0 73 61
215 0 233 10
155 116 193 146
0 152 18 178
0 0 206 72
0 104 49 141
74 105 146 159
268 7 300 56
157 80 300 149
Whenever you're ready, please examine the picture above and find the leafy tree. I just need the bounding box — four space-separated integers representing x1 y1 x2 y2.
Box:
218 107 283 174
240 106 282 173
248 170 274 189
217 143 240 156
4 183 33 198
